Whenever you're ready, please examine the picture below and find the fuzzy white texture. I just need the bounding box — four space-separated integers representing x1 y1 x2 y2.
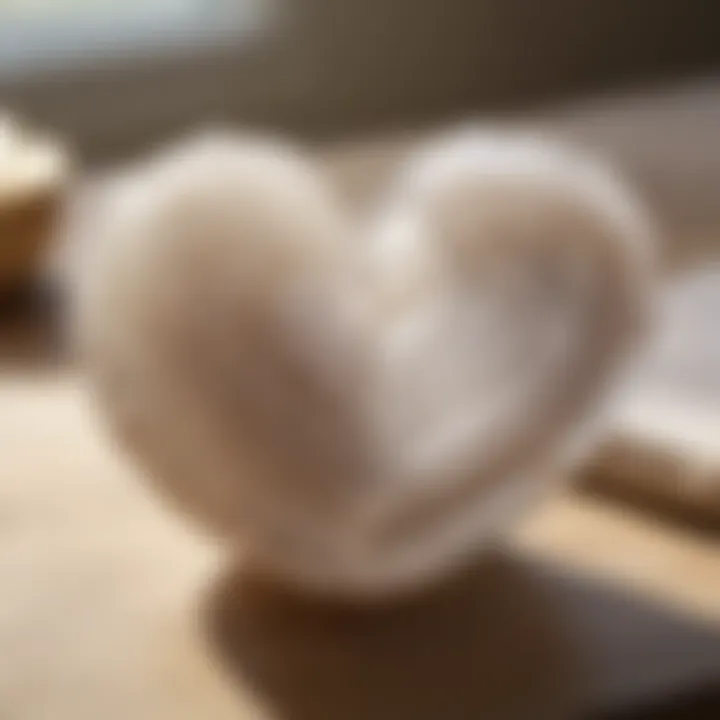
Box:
70 129 654 598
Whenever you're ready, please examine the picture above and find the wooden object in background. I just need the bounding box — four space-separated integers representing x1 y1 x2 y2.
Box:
0 194 59 291
0 115 69 292
586 268 720 529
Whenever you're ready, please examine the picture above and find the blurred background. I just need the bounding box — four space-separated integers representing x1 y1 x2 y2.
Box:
0 0 719 154
0 2 719 719
1 1 720 284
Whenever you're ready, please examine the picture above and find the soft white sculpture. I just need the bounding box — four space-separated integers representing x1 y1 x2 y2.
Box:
69 129 653 598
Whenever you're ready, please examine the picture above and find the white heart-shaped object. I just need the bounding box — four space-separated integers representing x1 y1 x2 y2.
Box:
72 130 653 597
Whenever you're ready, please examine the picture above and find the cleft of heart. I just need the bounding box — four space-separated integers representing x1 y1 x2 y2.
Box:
63 128 655 600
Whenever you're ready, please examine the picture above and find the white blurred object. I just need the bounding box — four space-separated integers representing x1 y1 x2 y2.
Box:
0 113 68 206
70 129 654 598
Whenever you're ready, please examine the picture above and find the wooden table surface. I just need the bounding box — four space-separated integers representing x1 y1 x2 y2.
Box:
1 370 718 720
